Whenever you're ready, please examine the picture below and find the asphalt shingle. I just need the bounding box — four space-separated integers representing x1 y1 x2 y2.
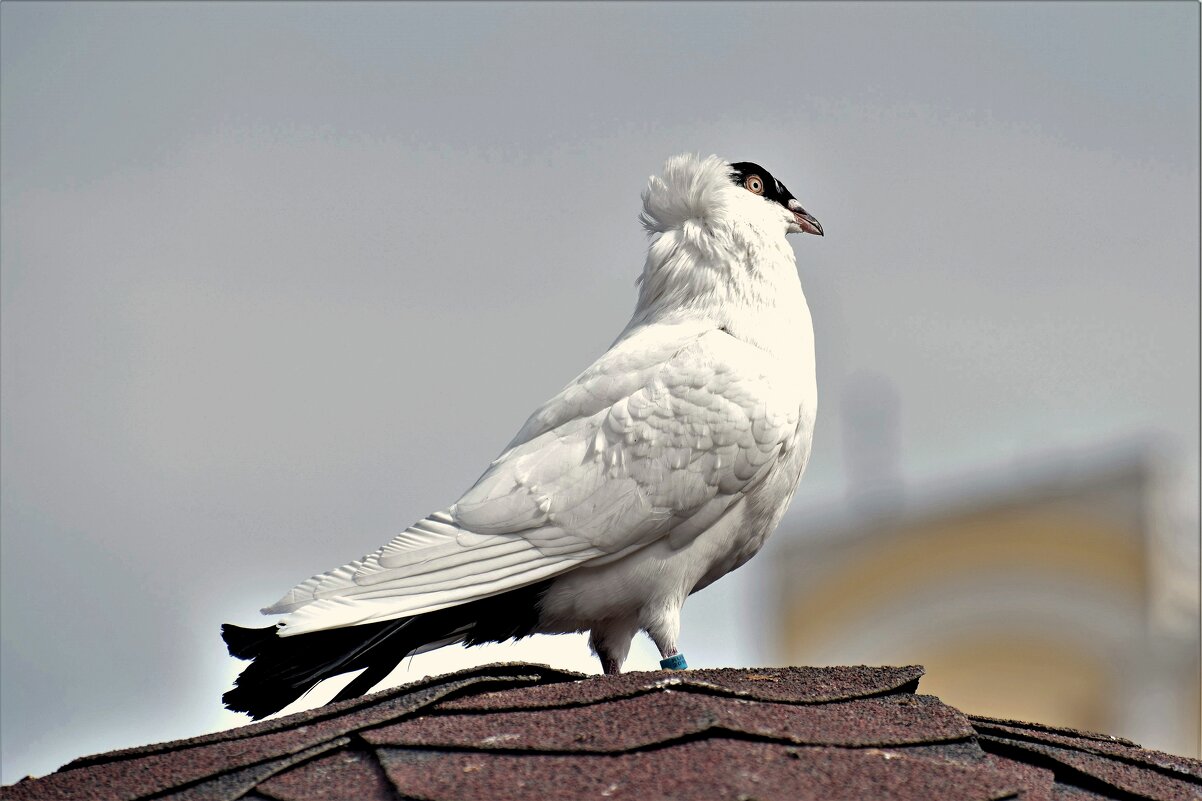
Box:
254 748 397 801
978 736 1201 801
973 718 1202 783
373 740 1023 801
368 692 972 752
434 664 925 712
3 663 1199 801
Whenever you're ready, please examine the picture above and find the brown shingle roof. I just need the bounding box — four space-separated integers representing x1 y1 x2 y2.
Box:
3 663 1199 801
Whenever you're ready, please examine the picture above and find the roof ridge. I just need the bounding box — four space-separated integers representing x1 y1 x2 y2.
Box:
367 738 1028 801
360 725 982 761
360 689 975 756
61 662 583 771
433 664 926 713
10 663 1197 801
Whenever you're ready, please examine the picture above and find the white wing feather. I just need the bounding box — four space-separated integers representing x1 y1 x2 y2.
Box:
270 321 801 635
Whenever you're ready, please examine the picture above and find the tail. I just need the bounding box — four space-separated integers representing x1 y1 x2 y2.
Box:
222 579 552 720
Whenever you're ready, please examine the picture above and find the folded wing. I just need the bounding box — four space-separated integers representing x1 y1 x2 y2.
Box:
268 322 802 635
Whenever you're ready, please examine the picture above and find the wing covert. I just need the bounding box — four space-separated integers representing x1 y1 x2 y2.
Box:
451 326 803 552
268 324 805 636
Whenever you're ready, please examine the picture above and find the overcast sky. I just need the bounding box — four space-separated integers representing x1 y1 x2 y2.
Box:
2 1 1198 783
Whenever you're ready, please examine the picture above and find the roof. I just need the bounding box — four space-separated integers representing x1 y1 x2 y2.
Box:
4 663 1200 801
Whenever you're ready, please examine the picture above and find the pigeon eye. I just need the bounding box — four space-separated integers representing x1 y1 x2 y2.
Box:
745 176 764 195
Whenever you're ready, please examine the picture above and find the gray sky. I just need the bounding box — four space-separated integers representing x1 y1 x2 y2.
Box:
1 1 1197 783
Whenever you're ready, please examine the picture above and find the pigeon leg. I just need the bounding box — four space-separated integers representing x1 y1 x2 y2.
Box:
646 605 687 670
589 622 636 675
599 653 622 675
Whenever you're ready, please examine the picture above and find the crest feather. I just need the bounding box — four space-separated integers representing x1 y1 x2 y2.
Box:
639 154 736 234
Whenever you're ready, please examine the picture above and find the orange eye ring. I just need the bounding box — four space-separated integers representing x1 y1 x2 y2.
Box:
745 175 765 195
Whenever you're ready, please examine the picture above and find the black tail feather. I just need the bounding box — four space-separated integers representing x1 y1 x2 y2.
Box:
329 660 399 705
221 622 277 661
221 580 552 720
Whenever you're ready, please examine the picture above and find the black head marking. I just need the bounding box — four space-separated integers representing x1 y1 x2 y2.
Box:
729 160 824 236
729 161 796 206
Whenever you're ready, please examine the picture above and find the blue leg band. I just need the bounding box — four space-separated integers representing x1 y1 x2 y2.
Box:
660 653 688 670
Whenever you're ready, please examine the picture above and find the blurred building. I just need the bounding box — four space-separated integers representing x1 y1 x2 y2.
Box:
771 444 1200 758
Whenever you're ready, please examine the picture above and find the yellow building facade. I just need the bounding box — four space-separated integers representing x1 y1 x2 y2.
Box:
773 451 1200 757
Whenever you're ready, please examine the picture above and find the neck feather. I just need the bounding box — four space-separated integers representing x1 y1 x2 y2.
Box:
631 155 803 329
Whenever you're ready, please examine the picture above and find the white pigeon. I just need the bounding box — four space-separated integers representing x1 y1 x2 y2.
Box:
223 154 823 719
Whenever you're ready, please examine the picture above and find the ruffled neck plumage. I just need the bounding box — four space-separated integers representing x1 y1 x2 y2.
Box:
631 154 804 337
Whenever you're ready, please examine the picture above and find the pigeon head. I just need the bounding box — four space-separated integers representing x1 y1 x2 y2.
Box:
729 162 823 236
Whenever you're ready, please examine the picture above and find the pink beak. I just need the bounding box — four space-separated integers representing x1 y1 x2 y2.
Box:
787 199 823 236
